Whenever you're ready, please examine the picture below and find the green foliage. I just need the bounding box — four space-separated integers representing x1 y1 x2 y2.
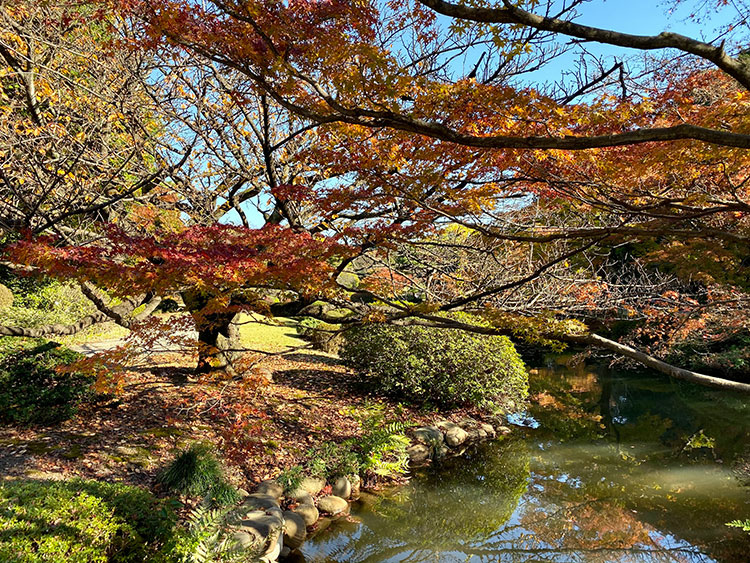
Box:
158 443 239 506
0 279 95 329
0 338 95 424
726 519 750 535
355 408 410 477
305 441 361 480
341 323 528 410
667 330 750 381
0 478 177 563
276 465 305 494
171 505 254 563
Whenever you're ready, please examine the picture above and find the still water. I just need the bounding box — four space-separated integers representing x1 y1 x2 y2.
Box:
299 358 750 562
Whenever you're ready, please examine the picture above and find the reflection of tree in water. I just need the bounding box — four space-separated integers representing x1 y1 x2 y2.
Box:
305 439 530 563
304 364 750 563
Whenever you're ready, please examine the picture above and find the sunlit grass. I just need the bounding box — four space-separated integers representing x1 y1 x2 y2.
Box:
236 313 306 353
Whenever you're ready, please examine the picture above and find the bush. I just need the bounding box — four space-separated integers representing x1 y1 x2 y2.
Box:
0 478 177 563
0 280 95 329
341 323 528 410
158 443 239 506
0 338 95 425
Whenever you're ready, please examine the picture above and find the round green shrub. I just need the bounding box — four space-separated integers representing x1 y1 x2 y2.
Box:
0 478 177 563
341 324 528 410
0 338 94 425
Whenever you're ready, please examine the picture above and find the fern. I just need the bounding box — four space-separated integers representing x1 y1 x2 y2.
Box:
727 519 750 535
178 504 258 563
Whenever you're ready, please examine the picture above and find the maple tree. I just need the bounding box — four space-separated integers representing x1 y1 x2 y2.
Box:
3 0 750 390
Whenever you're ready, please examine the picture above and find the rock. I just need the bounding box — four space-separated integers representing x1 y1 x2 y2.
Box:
230 530 261 550
239 509 283 539
260 529 282 562
243 493 280 511
292 502 319 527
349 474 361 498
437 421 468 447
280 546 291 558
298 476 326 496
332 476 351 499
309 516 332 538
282 510 307 550
257 479 284 499
480 423 496 439
477 428 488 440
289 490 314 505
498 425 511 435
237 488 250 499
406 443 431 464
317 495 349 515
411 426 443 446
434 444 449 459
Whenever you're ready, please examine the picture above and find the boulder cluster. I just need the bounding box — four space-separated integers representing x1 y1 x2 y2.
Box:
226 417 509 561
406 418 510 465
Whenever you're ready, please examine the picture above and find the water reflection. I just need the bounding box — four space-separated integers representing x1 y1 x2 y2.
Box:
300 360 750 562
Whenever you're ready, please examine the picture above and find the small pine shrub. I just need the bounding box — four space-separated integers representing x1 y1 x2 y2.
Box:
341 323 528 410
0 338 95 424
0 478 177 563
158 443 239 506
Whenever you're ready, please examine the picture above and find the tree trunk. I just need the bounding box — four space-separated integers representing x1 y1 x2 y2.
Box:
181 289 239 374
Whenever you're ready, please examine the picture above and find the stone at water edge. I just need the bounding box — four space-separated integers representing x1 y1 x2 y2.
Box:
332 476 352 499
406 443 430 464
292 502 319 527
243 493 280 511
260 529 282 563
288 489 314 505
239 510 283 540
230 530 261 551
498 426 511 435
282 510 307 550
411 426 444 446
257 479 284 499
436 421 468 447
480 423 496 439
349 474 361 498
298 476 326 495
317 495 349 515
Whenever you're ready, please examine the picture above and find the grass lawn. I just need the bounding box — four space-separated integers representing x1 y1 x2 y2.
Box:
235 314 307 353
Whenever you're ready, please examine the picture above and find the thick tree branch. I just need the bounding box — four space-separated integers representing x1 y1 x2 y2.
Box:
418 0 750 90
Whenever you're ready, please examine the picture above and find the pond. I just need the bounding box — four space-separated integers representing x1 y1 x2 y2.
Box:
297 357 750 562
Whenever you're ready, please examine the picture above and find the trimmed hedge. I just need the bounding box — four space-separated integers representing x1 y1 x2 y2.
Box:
0 479 177 563
341 324 528 410
0 338 94 425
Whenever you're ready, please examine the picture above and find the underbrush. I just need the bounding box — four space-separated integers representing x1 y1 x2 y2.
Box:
0 338 96 425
